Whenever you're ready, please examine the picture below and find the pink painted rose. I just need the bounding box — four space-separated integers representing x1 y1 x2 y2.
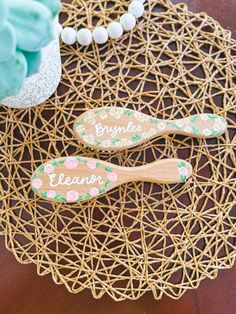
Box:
89 187 99 197
44 163 55 174
87 160 97 169
32 178 42 189
106 172 117 182
178 167 188 176
47 190 56 199
64 157 79 170
66 190 79 203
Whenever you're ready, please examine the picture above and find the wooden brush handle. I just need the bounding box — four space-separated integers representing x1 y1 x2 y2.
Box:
31 156 192 203
74 107 227 151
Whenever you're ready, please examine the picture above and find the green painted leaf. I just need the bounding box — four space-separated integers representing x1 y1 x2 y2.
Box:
191 115 197 123
111 138 120 144
39 166 44 173
166 122 180 130
123 109 133 116
149 118 158 125
95 140 102 146
52 161 58 166
99 189 105 194
178 161 185 168
105 181 111 187
58 158 66 163
181 175 187 182
132 134 141 142
86 193 92 199
193 127 200 135
105 167 113 172
77 196 83 202
208 114 217 120
54 194 61 201
220 117 226 123
60 198 67 203
211 130 221 135
42 191 47 198
32 174 37 180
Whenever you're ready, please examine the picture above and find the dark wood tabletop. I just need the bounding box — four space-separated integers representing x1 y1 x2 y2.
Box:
0 1 235 313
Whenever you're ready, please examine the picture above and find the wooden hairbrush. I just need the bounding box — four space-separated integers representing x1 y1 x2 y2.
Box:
74 107 227 151
31 156 192 203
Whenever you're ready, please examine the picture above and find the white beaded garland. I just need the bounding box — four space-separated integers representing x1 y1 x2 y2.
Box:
77 28 93 46
128 1 144 18
107 22 123 40
93 27 109 45
61 27 77 45
60 0 145 46
120 13 136 31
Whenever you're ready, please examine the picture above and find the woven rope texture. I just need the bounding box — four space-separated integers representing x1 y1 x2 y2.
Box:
0 0 235 301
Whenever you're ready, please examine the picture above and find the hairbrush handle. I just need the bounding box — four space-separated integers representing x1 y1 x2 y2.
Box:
74 107 227 151
31 156 192 203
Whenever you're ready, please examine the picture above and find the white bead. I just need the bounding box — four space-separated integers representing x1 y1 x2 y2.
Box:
128 1 144 18
107 22 123 40
77 28 93 46
61 27 77 45
132 0 145 3
120 13 136 31
93 27 109 44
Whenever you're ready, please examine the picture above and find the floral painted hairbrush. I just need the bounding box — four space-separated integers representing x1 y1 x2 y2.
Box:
74 107 227 151
31 156 192 203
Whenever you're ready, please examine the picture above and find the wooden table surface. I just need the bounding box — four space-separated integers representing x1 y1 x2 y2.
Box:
1 1 235 313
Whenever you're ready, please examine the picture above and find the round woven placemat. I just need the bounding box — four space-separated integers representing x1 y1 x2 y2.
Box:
0 0 235 301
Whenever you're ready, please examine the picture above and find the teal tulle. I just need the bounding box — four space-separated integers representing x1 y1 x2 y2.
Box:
0 0 61 101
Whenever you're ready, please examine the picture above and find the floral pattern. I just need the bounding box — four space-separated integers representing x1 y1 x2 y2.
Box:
99 111 109 120
178 161 188 182
32 178 43 189
44 164 55 174
64 157 79 169
47 190 57 199
83 112 96 125
134 111 149 122
76 109 227 149
109 108 124 119
107 172 117 182
184 126 193 133
66 190 79 203
202 129 212 136
87 160 97 169
32 156 190 202
31 157 118 203
157 122 166 130
89 187 99 197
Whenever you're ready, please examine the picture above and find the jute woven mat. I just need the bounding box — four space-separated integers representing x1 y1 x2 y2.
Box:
0 0 235 301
